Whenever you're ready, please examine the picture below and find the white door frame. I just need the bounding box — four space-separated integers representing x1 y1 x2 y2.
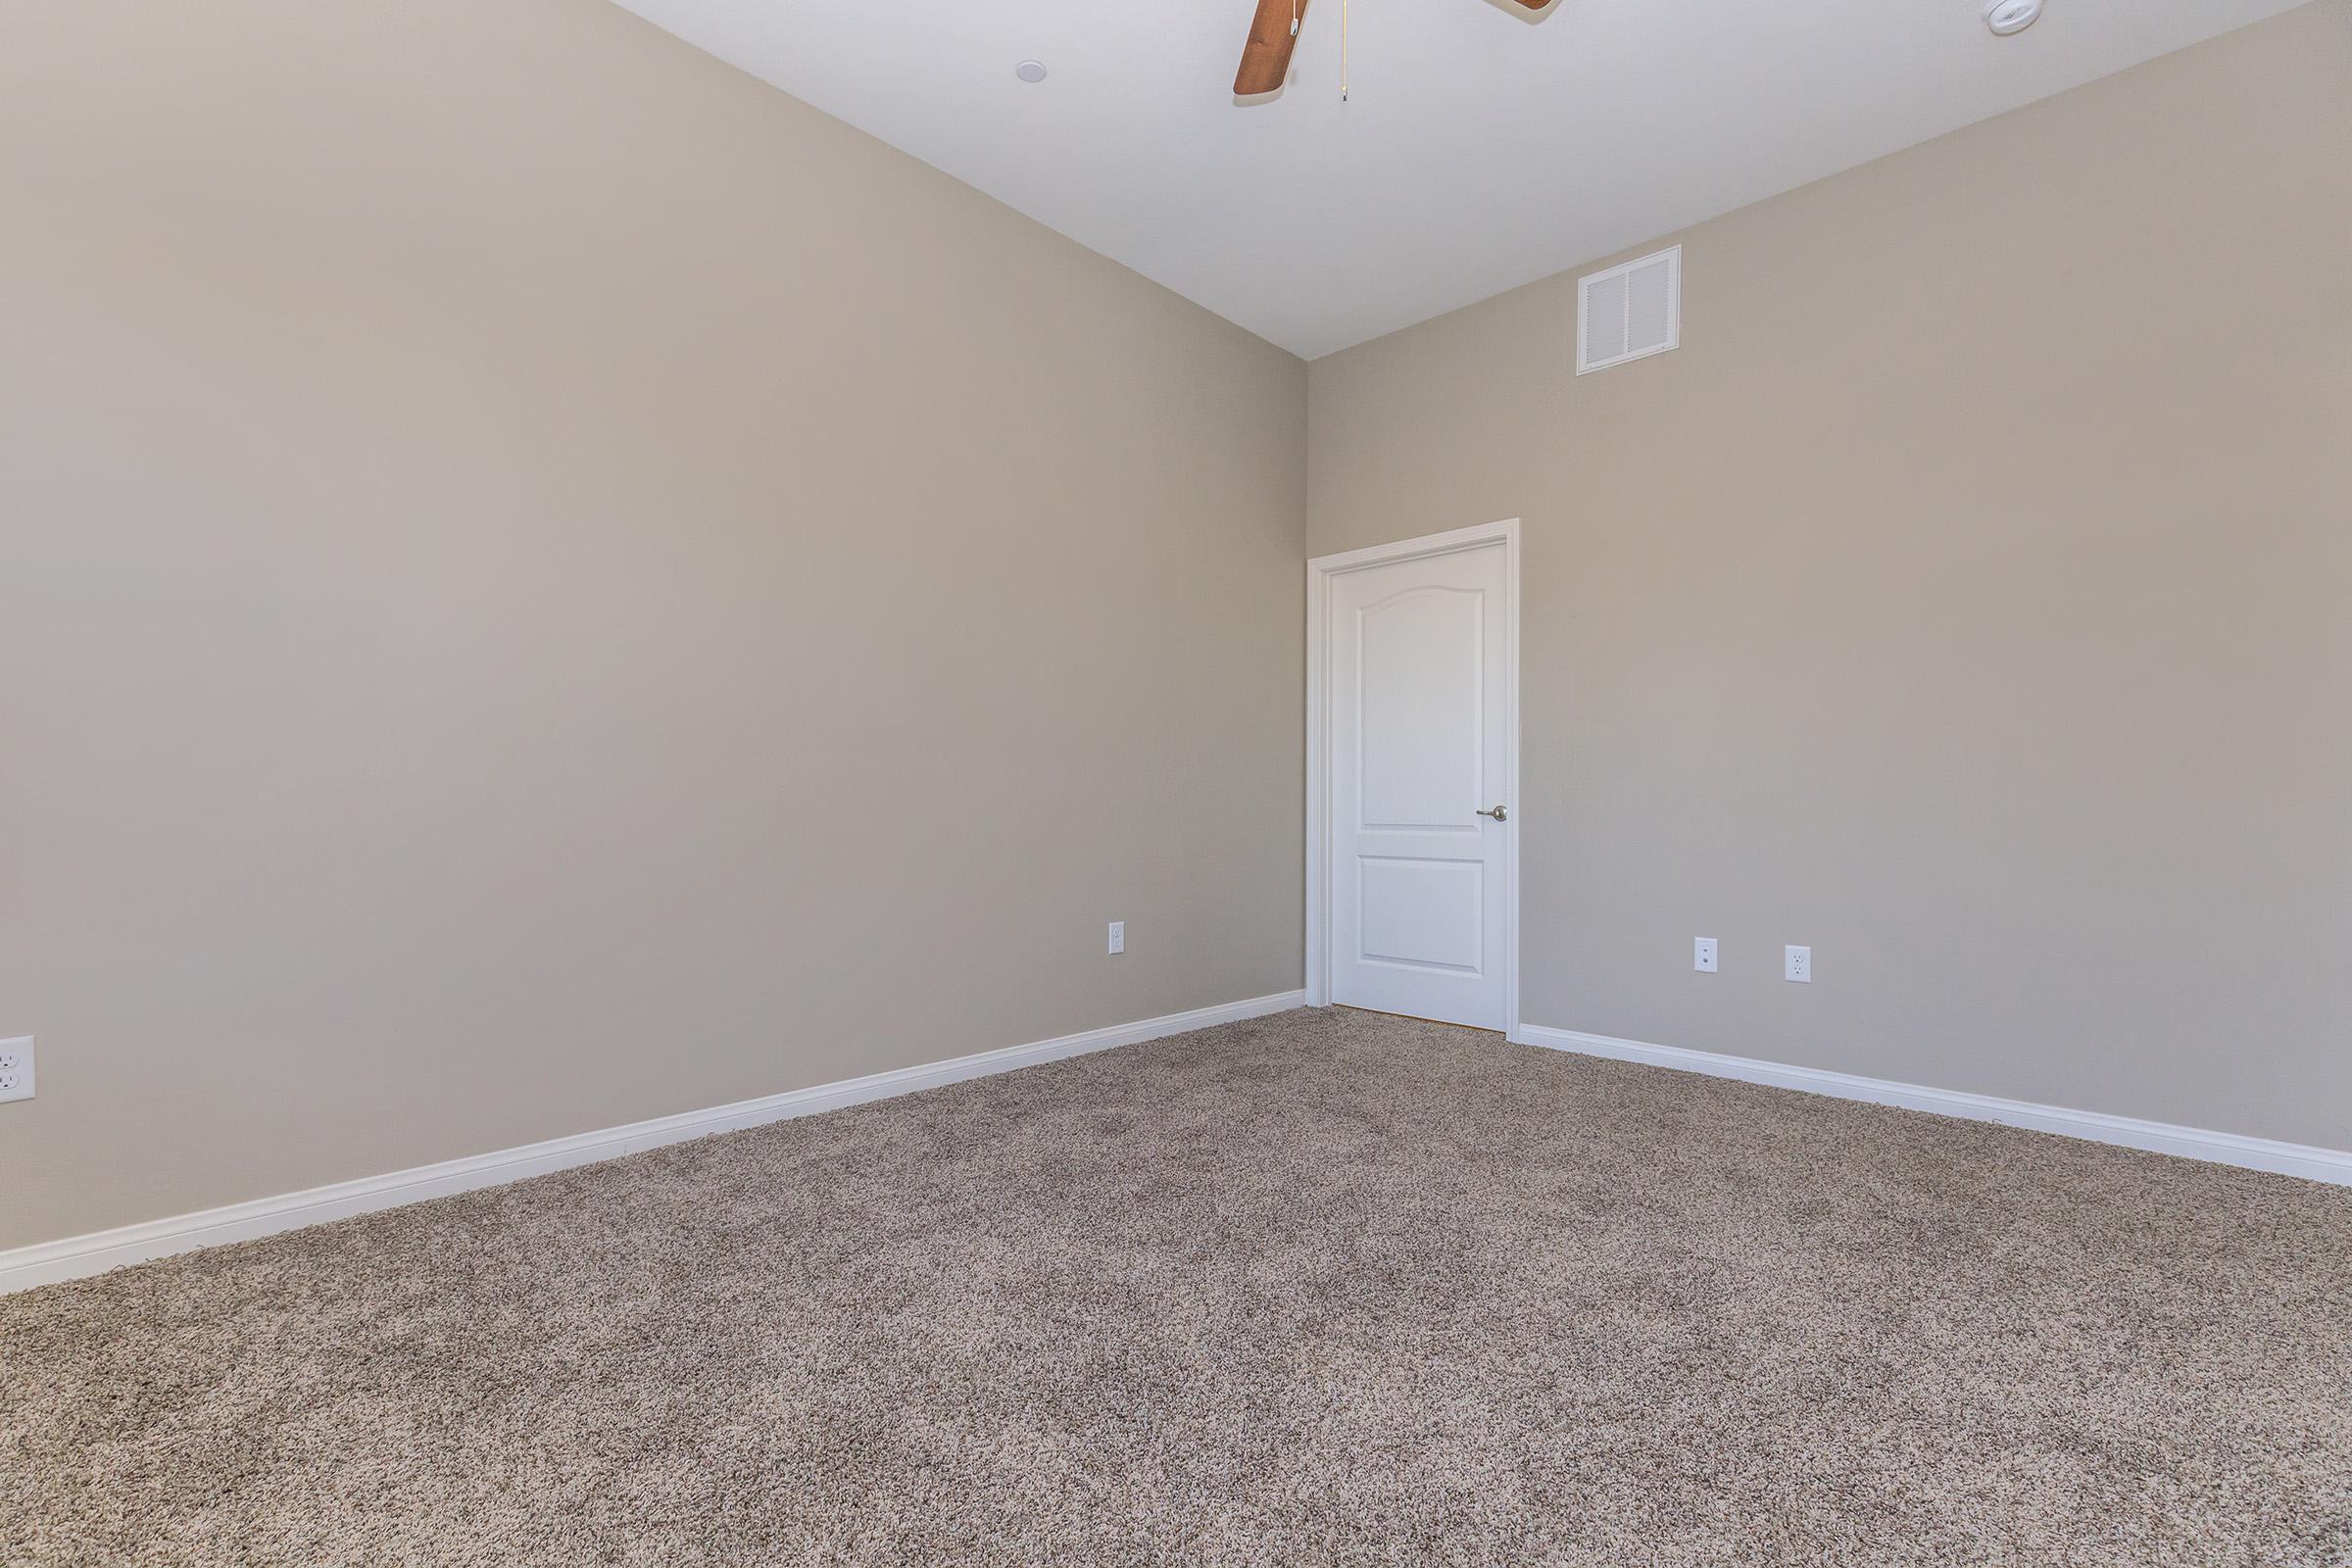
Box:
1305 517 1521 1041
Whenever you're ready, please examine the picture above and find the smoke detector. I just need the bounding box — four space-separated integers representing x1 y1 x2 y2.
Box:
1984 0 2041 35
1014 60 1049 83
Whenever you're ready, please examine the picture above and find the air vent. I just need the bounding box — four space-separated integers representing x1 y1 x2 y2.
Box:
1577 245 1681 374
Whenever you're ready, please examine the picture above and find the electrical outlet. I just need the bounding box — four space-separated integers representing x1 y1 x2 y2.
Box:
1106 921 1126 956
1785 946 1812 984
0 1037 32 1103
1693 937 1718 973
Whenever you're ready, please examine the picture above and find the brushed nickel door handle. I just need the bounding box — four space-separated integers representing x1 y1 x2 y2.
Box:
1476 806 1508 822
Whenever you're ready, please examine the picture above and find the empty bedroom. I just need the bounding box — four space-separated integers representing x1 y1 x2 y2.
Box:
2 0 2347 1561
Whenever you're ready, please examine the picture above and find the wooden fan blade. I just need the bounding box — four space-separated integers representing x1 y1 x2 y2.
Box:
1235 0 1306 96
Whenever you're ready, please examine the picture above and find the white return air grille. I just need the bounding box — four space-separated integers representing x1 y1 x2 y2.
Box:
1577 245 1681 374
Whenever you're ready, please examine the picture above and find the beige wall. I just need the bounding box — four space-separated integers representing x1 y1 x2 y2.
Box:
0 0 1305 1249
1309 2 2352 1151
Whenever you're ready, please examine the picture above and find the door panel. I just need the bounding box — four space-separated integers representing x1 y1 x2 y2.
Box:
1327 542 1509 1029
1358 588 1483 828
1357 858 1484 972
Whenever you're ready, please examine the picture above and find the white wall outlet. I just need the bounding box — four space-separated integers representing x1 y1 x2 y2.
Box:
1106 921 1126 956
0 1037 33 1103
1693 937 1718 973
1785 946 1812 983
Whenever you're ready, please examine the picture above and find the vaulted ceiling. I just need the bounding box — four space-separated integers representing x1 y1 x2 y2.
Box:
612 0 2306 357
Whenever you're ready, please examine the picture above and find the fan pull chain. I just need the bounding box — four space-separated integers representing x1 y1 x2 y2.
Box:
1290 0 1298 38
1341 0 1349 101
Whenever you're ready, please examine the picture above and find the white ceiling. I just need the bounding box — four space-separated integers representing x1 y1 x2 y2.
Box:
611 0 2305 358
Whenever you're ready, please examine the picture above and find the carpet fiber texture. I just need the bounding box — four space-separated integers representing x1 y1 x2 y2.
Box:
4 1007 2349 1566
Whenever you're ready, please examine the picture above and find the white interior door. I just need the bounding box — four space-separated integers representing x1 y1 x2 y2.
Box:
1326 540 1511 1029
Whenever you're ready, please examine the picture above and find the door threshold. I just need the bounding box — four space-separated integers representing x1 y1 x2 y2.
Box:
1333 1004 1505 1037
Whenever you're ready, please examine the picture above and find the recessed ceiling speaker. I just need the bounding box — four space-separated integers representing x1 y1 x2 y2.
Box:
1984 0 2041 35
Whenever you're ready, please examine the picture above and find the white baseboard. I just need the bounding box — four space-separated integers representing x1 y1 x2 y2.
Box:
1514 1023 2352 1188
0 990 1306 1297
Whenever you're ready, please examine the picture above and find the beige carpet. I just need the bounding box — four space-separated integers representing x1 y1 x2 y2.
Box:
4 1008 2348 1566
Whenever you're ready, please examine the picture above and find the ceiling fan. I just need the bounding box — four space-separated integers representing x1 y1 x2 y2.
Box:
1234 0 1550 98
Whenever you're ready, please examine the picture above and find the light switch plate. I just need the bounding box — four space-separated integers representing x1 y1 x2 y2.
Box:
0 1037 33 1103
